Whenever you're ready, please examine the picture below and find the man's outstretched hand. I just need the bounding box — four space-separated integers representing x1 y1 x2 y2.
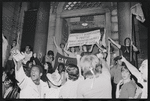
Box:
12 50 25 62
12 50 25 71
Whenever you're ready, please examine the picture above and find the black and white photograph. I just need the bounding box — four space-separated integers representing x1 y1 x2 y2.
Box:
2 1 149 99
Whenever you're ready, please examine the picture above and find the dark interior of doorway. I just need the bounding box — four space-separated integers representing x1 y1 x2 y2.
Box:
70 27 104 34
21 10 37 52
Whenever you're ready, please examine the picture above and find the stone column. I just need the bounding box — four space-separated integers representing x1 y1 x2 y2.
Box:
55 14 63 45
53 14 63 56
46 4 56 53
117 2 131 45
34 2 50 57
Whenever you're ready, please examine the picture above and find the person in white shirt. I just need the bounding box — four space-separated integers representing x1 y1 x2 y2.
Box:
12 50 50 98
53 36 68 56
64 46 77 58
23 45 33 64
2 34 8 67
59 64 84 98
8 32 20 61
64 43 95 58
77 54 112 98
42 50 55 67
120 56 147 98
10 32 20 53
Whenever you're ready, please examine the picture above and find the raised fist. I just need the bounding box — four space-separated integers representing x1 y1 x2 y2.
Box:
120 56 126 62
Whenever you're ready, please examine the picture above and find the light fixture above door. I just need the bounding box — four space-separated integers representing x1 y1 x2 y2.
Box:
80 15 93 26
81 22 88 26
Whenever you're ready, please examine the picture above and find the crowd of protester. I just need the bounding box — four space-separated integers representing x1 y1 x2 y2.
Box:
2 32 147 99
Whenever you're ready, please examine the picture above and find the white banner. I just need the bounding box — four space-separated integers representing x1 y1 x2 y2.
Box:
131 3 145 22
67 30 101 47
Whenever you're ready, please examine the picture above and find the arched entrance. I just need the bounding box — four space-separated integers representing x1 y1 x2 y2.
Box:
55 2 111 48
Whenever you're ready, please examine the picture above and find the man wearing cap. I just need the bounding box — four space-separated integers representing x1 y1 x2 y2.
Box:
44 72 62 98
44 65 66 98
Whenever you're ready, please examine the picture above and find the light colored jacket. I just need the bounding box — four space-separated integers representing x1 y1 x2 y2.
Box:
15 66 50 98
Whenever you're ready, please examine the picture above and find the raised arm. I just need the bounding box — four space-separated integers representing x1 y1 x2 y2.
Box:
132 44 139 52
53 36 62 52
116 79 123 98
16 32 20 46
121 56 142 82
63 43 76 58
130 41 138 52
64 49 76 58
88 44 94 52
63 42 73 56
2 34 8 67
76 54 82 77
108 37 121 49
2 34 8 43
96 42 105 52
12 51 28 90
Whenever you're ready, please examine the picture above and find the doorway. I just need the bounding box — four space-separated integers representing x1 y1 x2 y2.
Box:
21 10 37 51
62 14 106 54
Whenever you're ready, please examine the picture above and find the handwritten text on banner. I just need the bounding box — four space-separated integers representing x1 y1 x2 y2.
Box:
67 30 101 47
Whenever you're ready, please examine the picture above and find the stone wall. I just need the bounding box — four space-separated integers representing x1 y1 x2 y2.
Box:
46 5 57 55
3 2 18 44
110 9 120 58
2 2 28 62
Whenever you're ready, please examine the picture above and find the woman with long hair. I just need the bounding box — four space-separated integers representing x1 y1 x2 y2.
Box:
108 37 139 66
41 62 54 82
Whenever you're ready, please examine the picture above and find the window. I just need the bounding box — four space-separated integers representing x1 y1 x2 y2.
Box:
63 2 102 11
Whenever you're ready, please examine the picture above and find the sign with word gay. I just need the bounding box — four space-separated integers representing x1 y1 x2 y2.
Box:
67 30 101 47
54 52 77 70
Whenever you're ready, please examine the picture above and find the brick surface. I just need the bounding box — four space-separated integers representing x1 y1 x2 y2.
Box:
111 9 117 15
111 15 118 22
111 31 119 40
111 22 118 31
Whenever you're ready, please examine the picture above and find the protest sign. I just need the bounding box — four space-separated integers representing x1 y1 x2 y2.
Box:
54 52 77 70
67 30 101 47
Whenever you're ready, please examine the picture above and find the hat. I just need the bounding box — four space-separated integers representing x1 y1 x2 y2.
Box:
114 56 122 61
46 70 62 86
